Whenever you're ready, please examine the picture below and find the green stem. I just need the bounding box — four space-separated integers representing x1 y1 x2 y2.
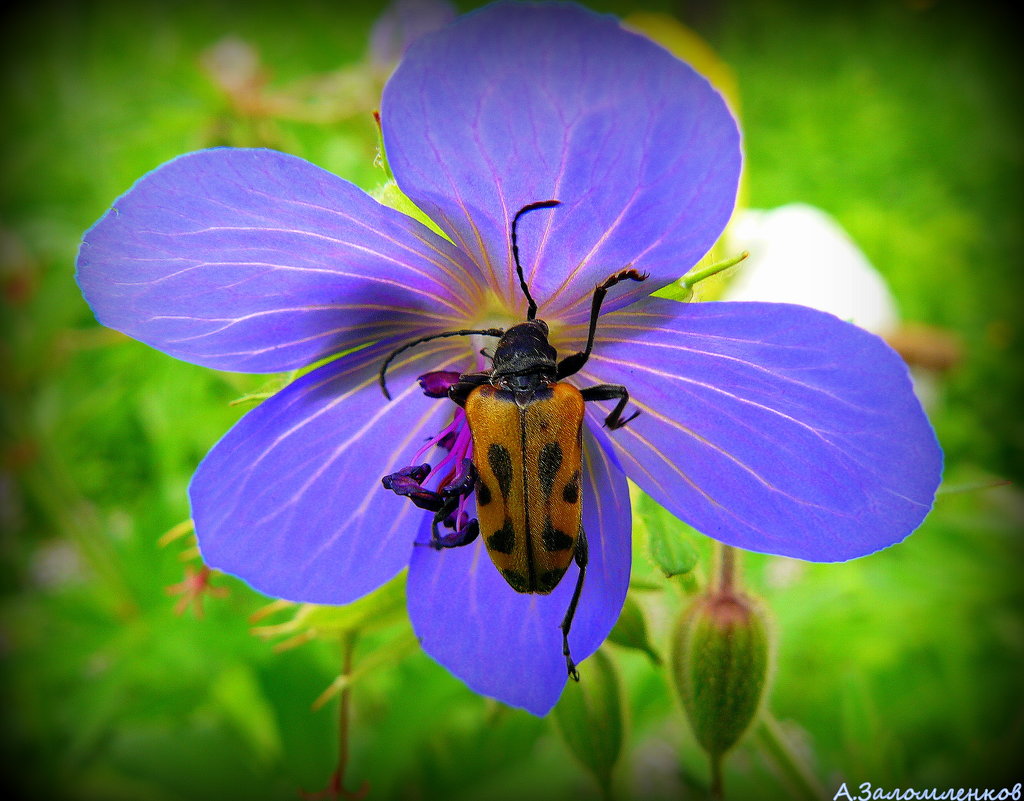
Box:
709 753 725 800
682 251 749 289
716 543 738 596
372 110 393 179
754 712 827 801
335 631 369 800
935 478 1011 496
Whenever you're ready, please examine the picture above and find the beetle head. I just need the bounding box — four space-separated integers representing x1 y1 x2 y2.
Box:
490 320 558 387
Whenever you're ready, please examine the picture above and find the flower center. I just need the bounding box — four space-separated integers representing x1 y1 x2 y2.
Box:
380 370 480 549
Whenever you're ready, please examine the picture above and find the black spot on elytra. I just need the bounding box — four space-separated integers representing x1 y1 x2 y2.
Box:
538 442 563 497
487 518 516 555
488 443 513 499
501 569 529 593
476 480 492 506
537 568 566 593
541 519 574 552
563 471 580 504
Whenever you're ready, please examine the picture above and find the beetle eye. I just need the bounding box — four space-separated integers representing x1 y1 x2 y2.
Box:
535 319 549 335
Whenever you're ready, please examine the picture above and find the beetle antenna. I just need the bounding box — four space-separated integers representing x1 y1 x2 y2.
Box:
379 328 505 400
511 199 560 321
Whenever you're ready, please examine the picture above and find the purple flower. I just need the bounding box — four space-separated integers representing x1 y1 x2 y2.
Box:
75 2 941 715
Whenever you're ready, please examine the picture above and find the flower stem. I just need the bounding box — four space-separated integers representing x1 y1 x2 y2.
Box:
335 631 368 800
303 632 369 800
709 753 725 800
754 712 826 801
716 543 738 596
311 630 420 711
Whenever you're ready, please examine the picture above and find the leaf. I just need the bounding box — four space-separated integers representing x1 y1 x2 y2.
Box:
607 595 661 665
636 492 701 579
551 649 626 791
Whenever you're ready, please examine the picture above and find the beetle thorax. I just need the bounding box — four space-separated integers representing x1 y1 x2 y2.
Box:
490 320 558 391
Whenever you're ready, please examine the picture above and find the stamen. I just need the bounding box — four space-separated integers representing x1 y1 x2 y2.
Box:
382 365 480 545
436 430 459 452
455 488 470 531
411 413 462 465
417 370 462 398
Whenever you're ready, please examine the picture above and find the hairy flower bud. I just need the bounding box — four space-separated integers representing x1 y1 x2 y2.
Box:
670 590 770 757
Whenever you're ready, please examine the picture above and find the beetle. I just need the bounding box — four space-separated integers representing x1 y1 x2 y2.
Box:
380 200 644 679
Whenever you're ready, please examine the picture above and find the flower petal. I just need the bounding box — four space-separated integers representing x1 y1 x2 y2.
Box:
576 298 942 562
77 148 481 372
406 424 631 715
191 338 470 603
368 0 456 69
382 2 740 323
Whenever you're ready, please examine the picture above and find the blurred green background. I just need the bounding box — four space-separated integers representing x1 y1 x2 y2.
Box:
1 1 1021 799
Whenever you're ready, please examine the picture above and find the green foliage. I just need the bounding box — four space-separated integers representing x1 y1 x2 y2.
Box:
1 1 1020 799
608 596 662 665
636 491 701 581
653 252 749 303
552 649 626 794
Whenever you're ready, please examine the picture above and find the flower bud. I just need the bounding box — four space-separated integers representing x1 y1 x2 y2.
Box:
669 590 770 757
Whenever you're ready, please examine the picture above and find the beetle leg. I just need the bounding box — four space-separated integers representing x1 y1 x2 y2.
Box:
448 371 490 407
561 526 588 681
580 383 640 429
556 268 647 379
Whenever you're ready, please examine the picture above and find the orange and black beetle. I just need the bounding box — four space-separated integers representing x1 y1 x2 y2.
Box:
380 200 644 679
